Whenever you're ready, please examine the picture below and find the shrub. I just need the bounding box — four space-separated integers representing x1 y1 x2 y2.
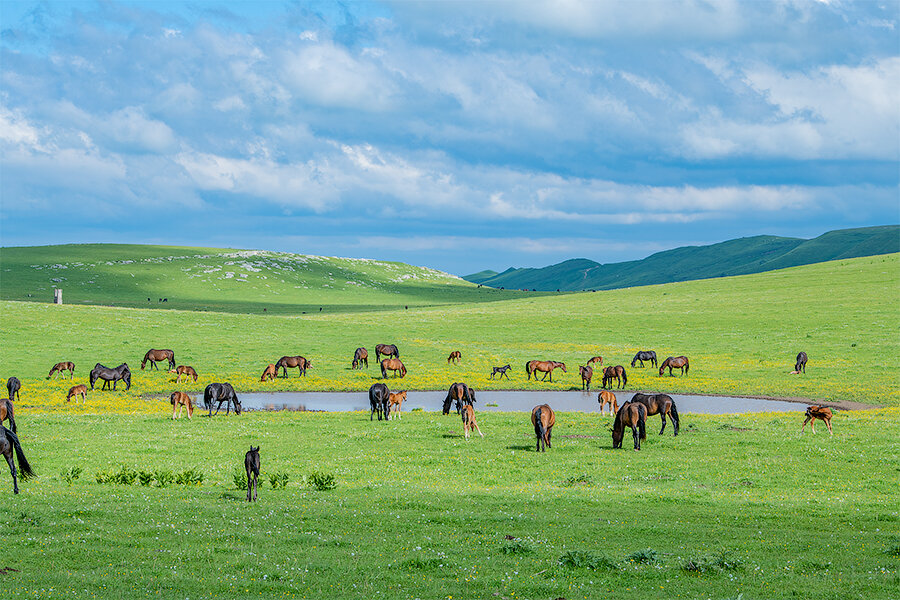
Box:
138 470 154 486
61 466 82 485
174 468 204 486
154 469 174 488
308 470 336 491
561 474 593 486
626 548 659 564
682 550 743 574
268 471 289 489
885 537 900 557
232 465 248 490
558 550 617 570
500 539 534 555
113 466 138 485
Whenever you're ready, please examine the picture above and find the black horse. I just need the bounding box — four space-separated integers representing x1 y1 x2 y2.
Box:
368 383 390 421
6 377 21 401
203 383 241 416
245 446 260 502
2 425 34 494
795 352 808 374
489 365 512 380
442 382 476 415
630 350 658 368
89 363 131 391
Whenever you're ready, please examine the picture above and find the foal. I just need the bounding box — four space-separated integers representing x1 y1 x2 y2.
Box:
597 390 618 415
170 391 194 419
388 391 407 420
66 384 88 404
169 365 198 383
461 404 484 440
260 364 277 382
801 405 833 435
245 446 260 502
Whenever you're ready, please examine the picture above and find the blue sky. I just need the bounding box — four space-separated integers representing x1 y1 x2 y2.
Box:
1 0 898 275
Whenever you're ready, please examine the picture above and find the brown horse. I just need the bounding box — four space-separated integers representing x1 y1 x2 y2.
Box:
602 365 627 389
66 384 88 404
462 404 484 440
375 344 400 361
1 426 34 494
381 358 407 379
388 391 407 420
579 365 593 390
443 382 476 414
276 355 311 378
0 399 15 433
659 356 689 377
597 390 618 415
47 361 75 379
169 365 198 383
531 404 555 452
801 405 833 435
447 350 462 364
352 347 369 369
587 356 603 366
526 360 567 382
612 402 647 450
142 349 175 371
170 391 194 419
260 364 277 382
629 392 680 436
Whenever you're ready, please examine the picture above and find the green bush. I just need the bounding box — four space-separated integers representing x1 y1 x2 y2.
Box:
268 471 289 489
232 465 249 490
308 470 336 491
499 539 534 555
153 469 174 487
174 468 204 486
683 550 743 574
61 466 82 485
557 549 617 570
626 548 659 564
138 470 154 486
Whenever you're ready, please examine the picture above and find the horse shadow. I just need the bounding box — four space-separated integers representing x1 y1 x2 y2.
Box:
505 444 533 451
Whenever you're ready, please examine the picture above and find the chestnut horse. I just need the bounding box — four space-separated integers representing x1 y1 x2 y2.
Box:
447 350 462 364
388 391 407 420
587 356 603 366
66 384 88 404
442 382 476 414
1 426 34 494
629 392 679 436
531 404 555 452
141 349 175 371
526 360 567 382
170 391 194 419
380 358 406 379
48 361 75 379
375 344 400 361
597 390 618 415
612 402 647 450
0 399 15 433
369 383 390 421
260 364 277 382
579 365 593 391
461 404 484 440
170 365 198 383
602 365 627 389
352 347 369 369
795 352 808 374
659 356 689 377
631 350 658 368
276 355 310 378
801 405 832 435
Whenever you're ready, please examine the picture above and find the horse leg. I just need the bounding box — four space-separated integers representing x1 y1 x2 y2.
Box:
659 412 667 435
632 425 640 450
801 416 810 433
6 452 18 494
173 404 178 420
826 418 833 435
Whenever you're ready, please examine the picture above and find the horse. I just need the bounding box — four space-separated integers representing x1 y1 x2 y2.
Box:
629 392 680 436
612 402 647 450
659 356 689 377
388 391 407 420
141 349 175 371
375 344 400 361
579 365 593 391
461 404 484 440
489 364 512 380
801 405 833 435
90 363 131 391
587 356 603 366
795 352 808 374
597 390 618 415
1 426 34 494
526 360 567 382
275 355 311 378
447 350 462 364
631 350 658 368
531 404 555 452
203 383 241 416
66 385 88 404
169 365 198 383
6 377 20 401
602 365 627 389
442 382 476 415
260 364 277 382
47 361 75 379
170 391 194 419
352 347 369 369
380 358 407 379
245 446 260 502
368 383 390 421
0 399 15 433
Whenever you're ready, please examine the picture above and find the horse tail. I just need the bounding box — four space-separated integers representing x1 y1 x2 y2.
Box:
621 368 627 388
525 361 532 379
4 399 15 434
670 402 680 435
394 347 400 358
534 407 545 444
638 405 647 440
685 358 689 375
6 428 34 479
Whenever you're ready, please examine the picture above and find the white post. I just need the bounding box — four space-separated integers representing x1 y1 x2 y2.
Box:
53 288 63 304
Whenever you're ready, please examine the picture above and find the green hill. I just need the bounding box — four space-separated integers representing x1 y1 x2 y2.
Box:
464 225 900 291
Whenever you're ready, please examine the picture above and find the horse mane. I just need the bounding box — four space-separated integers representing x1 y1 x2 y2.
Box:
612 403 624 434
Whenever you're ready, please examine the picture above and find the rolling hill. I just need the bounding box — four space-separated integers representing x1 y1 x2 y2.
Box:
464 225 900 291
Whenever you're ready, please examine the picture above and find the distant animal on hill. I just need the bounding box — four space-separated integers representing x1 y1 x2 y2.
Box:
203 383 241 416
245 446 260 502
141 349 175 371
368 383 390 421
6 377 21 401
447 350 462 364
587 356 603 366
275 355 310 378
597 390 618 415
1 425 34 494
443 382 476 415
801 405 833 435
612 402 647 451
375 344 400 361
352 347 369 369
47 361 75 379
388 390 407 420
531 404 556 452
90 364 131 391
461 404 484 440
526 360 567 382
490 364 512 380
602 365 627 389
260 364 277 382
659 356 689 377
629 392 679 436
579 365 593 391
66 385 88 404
631 350 658 368
380 358 407 379
0 399 15 433
794 352 808 374
170 365 198 383
170 391 194 419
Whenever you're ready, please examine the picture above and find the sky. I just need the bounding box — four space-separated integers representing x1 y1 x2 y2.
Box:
1 0 898 275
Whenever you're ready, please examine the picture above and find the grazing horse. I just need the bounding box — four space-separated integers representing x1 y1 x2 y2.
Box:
612 402 647 450
260 364 277 382
0 399 15 434
1 426 34 494
375 344 400 361
447 350 462 364
90 363 131 391
631 350 658 368
368 383 390 421
352 347 369 369
275 355 311 378
602 365 627 389
170 391 194 419
531 404 556 452
526 360 567 382
6 377 21 401
490 364 512 380
629 392 680 436
66 385 88 404
388 391 407 420
203 383 241 416
801 405 833 435
47 361 75 379
587 356 603 366
597 390 618 415
795 352 808 374
169 365 198 383
579 365 593 391
442 382 476 415
245 446 260 502
659 356 689 377
461 405 484 440
141 349 175 371
380 358 407 379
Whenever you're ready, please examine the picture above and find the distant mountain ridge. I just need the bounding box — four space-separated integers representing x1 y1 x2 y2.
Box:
463 225 900 291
